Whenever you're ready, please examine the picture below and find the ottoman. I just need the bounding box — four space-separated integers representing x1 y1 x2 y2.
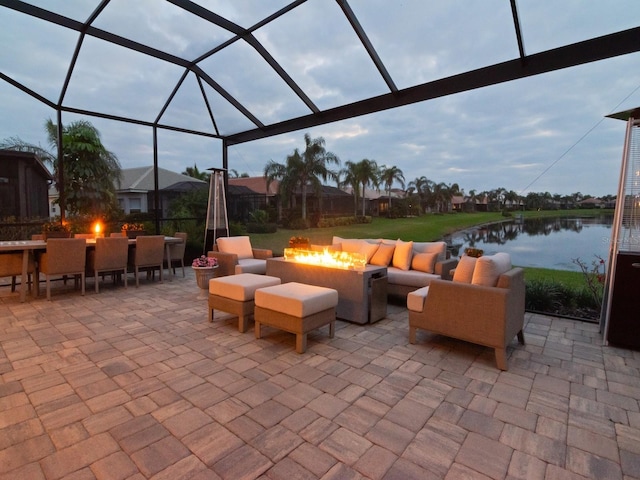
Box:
208 273 281 332
254 282 338 353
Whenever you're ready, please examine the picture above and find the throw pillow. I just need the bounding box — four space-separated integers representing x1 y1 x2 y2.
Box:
411 252 438 273
392 239 413 271
370 243 395 266
358 242 380 263
217 236 253 259
452 255 477 283
471 252 512 287
341 238 365 253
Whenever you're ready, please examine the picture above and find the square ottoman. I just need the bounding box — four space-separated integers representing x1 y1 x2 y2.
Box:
254 282 338 353
208 273 281 332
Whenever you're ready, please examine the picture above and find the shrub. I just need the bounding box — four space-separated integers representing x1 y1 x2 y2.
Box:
289 218 310 230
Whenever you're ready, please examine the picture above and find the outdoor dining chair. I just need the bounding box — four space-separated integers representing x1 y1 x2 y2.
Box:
87 236 129 293
0 252 36 295
130 235 165 287
38 238 86 300
167 232 187 277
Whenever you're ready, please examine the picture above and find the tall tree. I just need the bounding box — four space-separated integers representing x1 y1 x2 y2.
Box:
379 165 405 215
264 133 340 221
2 118 122 218
338 160 361 216
407 176 433 213
353 159 379 217
182 163 210 182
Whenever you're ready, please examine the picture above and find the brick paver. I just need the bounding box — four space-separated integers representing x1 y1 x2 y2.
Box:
1 272 639 479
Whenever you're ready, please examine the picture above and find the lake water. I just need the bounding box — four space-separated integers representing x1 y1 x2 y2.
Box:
445 215 613 272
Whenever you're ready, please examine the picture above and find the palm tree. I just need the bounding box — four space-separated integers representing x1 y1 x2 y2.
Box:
182 163 210 182
407 176 433 213
353 159 379 217
338 161 362 216
2 118 121 219
379 165 405 216
264 133 340 221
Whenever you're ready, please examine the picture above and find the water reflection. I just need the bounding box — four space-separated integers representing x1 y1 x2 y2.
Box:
445 215 613 271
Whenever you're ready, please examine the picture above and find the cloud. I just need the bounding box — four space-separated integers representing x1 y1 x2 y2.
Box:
2 1 640 198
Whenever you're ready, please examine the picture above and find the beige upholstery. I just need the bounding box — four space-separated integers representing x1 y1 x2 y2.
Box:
254 282 338 353
74 233 95 239
130 235 165 287
0 252 36 294
207 236 273 276
38 238 87 300
87 237 129 293
208 273 281 332
167 232 187 277
407 265 526 370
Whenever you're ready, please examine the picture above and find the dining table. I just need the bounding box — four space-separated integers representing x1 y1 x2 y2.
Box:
0 236 184 302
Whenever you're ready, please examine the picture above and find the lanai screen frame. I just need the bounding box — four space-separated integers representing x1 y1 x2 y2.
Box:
2 0 640 228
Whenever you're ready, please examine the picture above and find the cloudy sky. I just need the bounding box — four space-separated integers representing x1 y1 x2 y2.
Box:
2 0 640 198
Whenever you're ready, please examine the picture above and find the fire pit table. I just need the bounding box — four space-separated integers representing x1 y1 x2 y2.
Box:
266 254 387 324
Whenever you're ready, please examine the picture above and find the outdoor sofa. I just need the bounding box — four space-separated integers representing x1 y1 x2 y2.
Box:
317 236 459 299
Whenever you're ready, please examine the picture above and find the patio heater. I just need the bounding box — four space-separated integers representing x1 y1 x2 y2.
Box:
601 107 640 349
204 168 229 254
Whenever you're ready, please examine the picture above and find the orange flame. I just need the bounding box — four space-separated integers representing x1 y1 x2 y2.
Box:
93 222 102 235
284 247 366 270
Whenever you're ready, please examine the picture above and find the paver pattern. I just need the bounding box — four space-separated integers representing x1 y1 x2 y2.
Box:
0 272 638 479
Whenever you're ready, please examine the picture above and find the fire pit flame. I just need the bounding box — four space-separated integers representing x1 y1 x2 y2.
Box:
284 247 366 270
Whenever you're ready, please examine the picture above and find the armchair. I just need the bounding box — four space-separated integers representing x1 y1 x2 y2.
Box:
208 236 273 276
407 253 525 370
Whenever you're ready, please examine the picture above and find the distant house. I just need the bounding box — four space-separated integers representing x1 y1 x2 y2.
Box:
0 150 52 219
578 197 605 209
117 167 207 217
228 177 353 221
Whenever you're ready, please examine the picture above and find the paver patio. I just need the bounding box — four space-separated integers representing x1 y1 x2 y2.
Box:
0 272 638 479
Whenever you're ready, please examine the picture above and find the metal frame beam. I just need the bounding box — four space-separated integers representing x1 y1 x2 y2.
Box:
225 26 640 145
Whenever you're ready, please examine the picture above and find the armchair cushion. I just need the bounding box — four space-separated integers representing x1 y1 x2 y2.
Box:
453 255 477 283
471 253 512 287
236 258 268 275
217 236 253 259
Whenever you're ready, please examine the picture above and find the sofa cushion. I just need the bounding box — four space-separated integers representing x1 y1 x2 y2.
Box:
392 239 413 271
411 252 438 273
387 267 439 288
217 236 254 259
407 286 429 312
370 243 395 266
235 258 267 274
413 241 447 262
453 255 477 283
358 242 380 263
471 253 512 287
332 236 364 254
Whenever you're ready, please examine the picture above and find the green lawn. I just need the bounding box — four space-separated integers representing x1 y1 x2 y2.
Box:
248 212 507 255
246 210 602 289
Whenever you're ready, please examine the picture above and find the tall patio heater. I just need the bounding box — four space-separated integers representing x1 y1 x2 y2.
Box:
601 107 640 349
204 168 229 254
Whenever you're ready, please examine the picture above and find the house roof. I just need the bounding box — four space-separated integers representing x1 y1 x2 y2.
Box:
118 166 206 192
228 177 279 196
0 149 53 181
